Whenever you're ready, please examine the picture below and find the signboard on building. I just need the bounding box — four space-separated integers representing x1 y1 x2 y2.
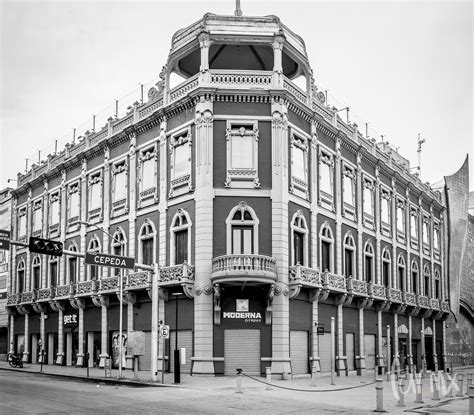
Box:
159 325 170 339
85 252 135 270
0 230 10 250
127 331 146 356
63 313 78 328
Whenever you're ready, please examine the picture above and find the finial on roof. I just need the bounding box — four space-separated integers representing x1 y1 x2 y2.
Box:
234 0 242 16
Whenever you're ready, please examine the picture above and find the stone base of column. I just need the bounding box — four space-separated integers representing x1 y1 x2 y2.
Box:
336 356 347 376
99 353 109 368
271 358 292 379
355 355 367 376
55 352 64 366
22 352 30 363
192 358 215 376
126 355 134 370
76 353 84 367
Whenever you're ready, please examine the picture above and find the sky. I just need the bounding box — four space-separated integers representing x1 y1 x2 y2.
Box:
1 0 472 191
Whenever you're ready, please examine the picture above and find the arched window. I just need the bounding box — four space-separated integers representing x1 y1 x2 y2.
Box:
319 223 334 273
291 211 308 266
434 270 441 299
343 233 356 278
397 256 405 291
382 249 391 287
112 228 127 276
423 265 431 297
170 209 192 265
67 244 78 284
139 220 156 266
88 236 101 280
226 202 259 255
17 260 25 293
364 242 374 283
32 256 41 290
411 261 419 294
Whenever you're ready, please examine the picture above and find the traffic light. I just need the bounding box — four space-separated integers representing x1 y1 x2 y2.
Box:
29 236 63 257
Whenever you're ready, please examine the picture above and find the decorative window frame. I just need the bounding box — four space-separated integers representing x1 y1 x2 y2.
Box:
32 199 43 237
381 248 391 287
362 177 375 229
67 181 81 232
138 220 157 265
225 202 259 255
111 228 127 276
111 159 129 216
319 222 334 273
396 198 406 243
87 236 101 280
290 131 309 199
423 264 431 297
397 255 405 291
17 260 26 293
380 187 391 236
434 269 441 299
138 144 158 207
343 232 356 279
433 222 440 259
170 209 192 265
342 163 356 219
422 215 431 254
409 206 419 249
224 120 260 189
410 260 419 294
87 170 103 222
290 210 308 266
32 255 41 290
48 255 59 288
66 243 78 284
48 191 61 237
17 206 27 241
363 241 375 283
318 149 334 210
169 127 193 197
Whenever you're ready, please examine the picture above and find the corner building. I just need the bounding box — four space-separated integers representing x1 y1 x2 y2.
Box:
6 10 450 377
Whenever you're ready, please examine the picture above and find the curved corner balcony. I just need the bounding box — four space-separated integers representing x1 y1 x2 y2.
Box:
211 254 277 285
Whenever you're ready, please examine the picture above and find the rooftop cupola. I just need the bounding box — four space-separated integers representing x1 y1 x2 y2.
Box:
160 4 314 105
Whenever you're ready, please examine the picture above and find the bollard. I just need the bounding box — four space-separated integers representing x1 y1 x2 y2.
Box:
432 373 440 401
396 376 406 407
265 367 272 390
469 385 474 415
375 378 384 412
310 363 317 387
456 373 464 397
415 373 423 403
236 368 243 394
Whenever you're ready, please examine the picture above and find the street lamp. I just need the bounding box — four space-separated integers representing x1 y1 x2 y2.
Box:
171 292 182 384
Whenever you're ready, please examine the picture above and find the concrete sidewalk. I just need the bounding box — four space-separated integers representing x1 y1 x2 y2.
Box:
0 361 470 413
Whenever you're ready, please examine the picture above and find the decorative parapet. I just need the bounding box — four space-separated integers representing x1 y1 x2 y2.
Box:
211 254 277 284
99 276 120 292
430 298 440 310
126 272 151 290
289 265 321 287
417 295 430 309
20 291 36 304
347 278 368 296
368 283 386 300
76 280 98 296
170 74 199 102
387 288 402 303
283 76 306 104
322 272 346 292
440 300 450 313
55 284 75 299
37 288 54 302
7 293 20 306
160 262 195 285
210 70 272 90
403 292 417 306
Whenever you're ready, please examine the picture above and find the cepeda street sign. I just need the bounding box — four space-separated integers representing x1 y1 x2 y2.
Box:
85 251 135 270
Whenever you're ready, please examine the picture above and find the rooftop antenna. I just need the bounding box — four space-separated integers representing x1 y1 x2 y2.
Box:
417 133 426 174
234 0 242 16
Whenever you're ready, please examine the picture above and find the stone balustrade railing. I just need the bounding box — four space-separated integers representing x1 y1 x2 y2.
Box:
430 298 440 310
347 278 368 296
403 292 417 306
369 283 386 299
37 288 54 302
55 284 75 298
20 291 36 303
76 280 97 296
289 265 321 286
126 272 151 290
7 293 20 305
322 272 346 292
212 255 276 276
160 262 195 284
388 288 402 303
417 295 430 308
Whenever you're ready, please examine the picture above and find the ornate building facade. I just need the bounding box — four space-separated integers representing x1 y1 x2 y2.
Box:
6 9 451 377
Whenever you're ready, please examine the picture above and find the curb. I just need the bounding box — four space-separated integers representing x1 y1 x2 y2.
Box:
0 366 169 388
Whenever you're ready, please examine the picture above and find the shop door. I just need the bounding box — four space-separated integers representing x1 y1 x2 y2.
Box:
290 331 309 375
425 337 434 371
318 334 332 373
138 331 152 371
224 329 260 376
170 330 193 375
345 333 355 371
398 338 408 370
436 341 443 371
364 334 376 370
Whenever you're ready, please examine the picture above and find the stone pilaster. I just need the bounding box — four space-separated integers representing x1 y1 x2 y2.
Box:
9 315 14 354
270 100 291 377
56 309 64 365
102 147 110 278
192 98 215 375
421 317 426 375
432 317 438 372
25 189 32 291
408 315 414 374
374 166 381 285
99 304 109 368
76 307 84 367
356 308 366 375
22 313 29 362
79 159 87 282
377 310 384 372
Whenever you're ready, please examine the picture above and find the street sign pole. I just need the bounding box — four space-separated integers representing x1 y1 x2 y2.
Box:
118 271 123 379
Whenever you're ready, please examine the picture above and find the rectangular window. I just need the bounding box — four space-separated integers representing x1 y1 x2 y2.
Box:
292 146 306 181
344 249 353 278
382 262 390 287
173 144 189 178
435 279 440 299
33 266 40 290
410 212 418 240
381 192 390 225
33 203 42 233
412 271 418 294
363 185 374 216
343 167 355 206
175 229 188 265
88 173 102 212
68 184 80 221
142 239 153 266
68 257 77 284
365 257 373 283
113 162 127 203
49 262 58 288
319 152 334 206
18 211 27 237
398 267 404 291
232 226 253 255
18 270 25 292
422 220 429 245
293 232 304 266
321 241 331 272
396 205 405 233
225 121 259 188
170 128 192 196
